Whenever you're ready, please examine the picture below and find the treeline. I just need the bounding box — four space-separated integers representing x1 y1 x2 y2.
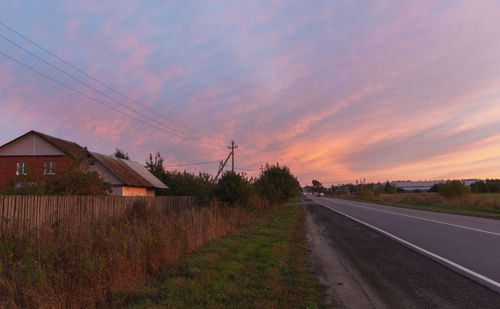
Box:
469 179 500 193
146 153 300 205
312 179 472 199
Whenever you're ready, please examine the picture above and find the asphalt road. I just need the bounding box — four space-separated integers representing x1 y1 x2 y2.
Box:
310 197 500 294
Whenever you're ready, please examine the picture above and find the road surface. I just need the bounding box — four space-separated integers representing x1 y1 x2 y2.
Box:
311 197 500 293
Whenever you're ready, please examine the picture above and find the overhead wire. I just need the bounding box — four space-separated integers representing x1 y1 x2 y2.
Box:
0 21 228 143
0 50 225 149
0 32 227 147
164 160 220 167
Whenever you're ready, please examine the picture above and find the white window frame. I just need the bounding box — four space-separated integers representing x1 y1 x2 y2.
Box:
44 161 56 175
16 162 28 176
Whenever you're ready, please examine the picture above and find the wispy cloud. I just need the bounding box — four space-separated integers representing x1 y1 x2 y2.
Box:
1 1 500 184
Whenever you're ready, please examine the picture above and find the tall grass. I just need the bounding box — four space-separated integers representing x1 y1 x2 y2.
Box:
0 195 276 308
365 193 500 214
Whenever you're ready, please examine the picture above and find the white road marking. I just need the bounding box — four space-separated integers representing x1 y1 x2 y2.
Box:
323 198 500 237
313 199 500 292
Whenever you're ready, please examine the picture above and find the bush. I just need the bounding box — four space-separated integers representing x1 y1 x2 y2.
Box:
0 159 111 195
357 184 374 197
215 171 251 206
428 183 443 193
384 181 397 194
145 153 215 197
439 180 470 198
254 163 300 203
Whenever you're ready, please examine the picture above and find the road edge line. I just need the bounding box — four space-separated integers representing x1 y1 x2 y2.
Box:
337 199 500 237
312 199 500 294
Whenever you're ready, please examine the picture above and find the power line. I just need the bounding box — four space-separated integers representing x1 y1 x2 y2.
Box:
164 160 220 167
0 21 228 143
235 167 258 172
0 50 225 149
0 32 227 146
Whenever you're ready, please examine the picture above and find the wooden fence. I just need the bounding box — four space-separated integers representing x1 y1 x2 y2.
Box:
0 195 198 233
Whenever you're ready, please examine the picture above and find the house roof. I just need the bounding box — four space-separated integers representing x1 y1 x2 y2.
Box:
90 152 167 189
0 130 89 159
33 131 88 159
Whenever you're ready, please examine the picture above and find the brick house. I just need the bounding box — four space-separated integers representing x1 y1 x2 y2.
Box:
0 130 167 196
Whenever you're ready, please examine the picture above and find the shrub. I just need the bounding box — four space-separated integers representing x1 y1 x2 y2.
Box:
439 180 470 198
428 183 443 193
215 171 251 206
254 163 300 203
374 185 385 196
384 181 397 194
0 159 111 195
357 184 374 197
145 152 215 197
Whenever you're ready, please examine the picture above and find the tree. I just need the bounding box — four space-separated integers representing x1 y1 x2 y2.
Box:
311 179 326 193
113 148 129 160
439 180 470 198
215 171 251 205
255 163 300 203
145 152 165 177
428 183 442 193
384 181 396 194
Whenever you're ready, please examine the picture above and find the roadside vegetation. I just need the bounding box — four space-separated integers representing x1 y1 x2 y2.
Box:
114 204 330 309
0 161 304 308
319 180 500 218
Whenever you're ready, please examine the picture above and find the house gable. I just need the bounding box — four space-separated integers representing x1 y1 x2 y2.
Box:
0 132 65 156
89 159 125 186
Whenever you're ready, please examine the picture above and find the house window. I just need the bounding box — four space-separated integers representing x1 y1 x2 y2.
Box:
44 161 56 175
16 162 28 175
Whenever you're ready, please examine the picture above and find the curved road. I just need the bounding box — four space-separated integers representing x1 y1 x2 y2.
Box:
311 197 500 293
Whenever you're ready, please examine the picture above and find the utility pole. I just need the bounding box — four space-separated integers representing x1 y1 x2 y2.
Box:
228 140 238 172
212 140 238 183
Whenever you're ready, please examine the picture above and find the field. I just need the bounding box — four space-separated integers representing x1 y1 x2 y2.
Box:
115 204 330 309
353 193 500 218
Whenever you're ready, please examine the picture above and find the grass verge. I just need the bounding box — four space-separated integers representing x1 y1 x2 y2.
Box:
334 193 500 219
112 204 330 309
366 199 500 218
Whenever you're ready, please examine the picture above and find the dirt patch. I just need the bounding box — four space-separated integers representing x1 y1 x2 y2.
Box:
304 202 500 309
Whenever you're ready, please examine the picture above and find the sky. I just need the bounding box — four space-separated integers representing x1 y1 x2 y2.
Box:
1 0 500 186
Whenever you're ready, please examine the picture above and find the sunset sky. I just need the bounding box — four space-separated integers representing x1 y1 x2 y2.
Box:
1 1 500 186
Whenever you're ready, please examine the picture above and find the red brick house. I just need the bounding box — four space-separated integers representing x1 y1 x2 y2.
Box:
0 130 167 196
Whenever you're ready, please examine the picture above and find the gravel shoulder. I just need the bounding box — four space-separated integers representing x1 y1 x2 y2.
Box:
304 201 500 308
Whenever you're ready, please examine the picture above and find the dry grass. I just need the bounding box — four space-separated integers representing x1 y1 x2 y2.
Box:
0 196 277 308
358 193 500 216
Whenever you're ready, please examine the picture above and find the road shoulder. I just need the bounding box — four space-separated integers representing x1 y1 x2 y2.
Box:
304 201 500 309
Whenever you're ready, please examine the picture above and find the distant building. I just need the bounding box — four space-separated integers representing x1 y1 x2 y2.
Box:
0 130 167 196
391 180 478 192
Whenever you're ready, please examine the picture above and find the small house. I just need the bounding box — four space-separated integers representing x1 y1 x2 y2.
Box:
0 130 167 196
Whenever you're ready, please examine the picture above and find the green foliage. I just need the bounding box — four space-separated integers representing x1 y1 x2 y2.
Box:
0 159 111 195
374 184 385 196
113 148 129 160
255 163 300 203
311 179 326 194
162 171 215 197
384 181 397 194
358 184 375 197
438 180 470 198
428 183 442 192
215 171 251 206
470 179 500 193
145 152 166 178
145 152 215 197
